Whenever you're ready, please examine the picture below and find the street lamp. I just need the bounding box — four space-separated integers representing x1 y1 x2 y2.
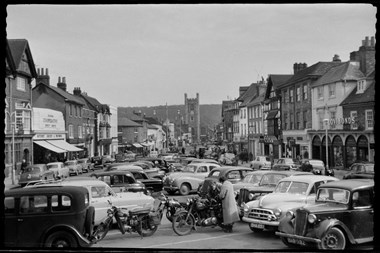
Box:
5 111 16 185
323 119 329 172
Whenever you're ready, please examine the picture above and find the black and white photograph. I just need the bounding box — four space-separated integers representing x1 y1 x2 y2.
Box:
3 3 377 251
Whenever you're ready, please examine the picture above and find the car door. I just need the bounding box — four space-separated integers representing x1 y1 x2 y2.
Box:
4 196 18 246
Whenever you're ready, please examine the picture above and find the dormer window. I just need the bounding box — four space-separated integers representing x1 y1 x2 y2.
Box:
357 80 366 94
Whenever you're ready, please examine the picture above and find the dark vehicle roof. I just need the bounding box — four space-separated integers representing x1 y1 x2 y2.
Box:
208 166 253 176
5 185 88 197
319 179 374 191
92 171 134 177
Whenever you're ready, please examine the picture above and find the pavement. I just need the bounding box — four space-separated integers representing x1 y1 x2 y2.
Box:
4 174 20 191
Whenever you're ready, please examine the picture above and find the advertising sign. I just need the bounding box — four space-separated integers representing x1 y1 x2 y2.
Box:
33 108 65 132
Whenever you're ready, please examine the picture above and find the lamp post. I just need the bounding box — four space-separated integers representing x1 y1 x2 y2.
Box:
323 119 329 172
6 111 16 185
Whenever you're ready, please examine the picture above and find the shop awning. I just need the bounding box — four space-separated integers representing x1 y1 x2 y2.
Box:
46 140 83 152
133 143 143 148
34 140 67 153
140 143 150 147
266 111 279 120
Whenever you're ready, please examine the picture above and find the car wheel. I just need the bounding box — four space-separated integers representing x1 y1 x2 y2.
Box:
44 231 78 248
179 183 191 195
319 227 346 250
249 223 263 233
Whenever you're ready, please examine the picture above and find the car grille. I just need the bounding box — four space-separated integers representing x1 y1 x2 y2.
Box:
238 188 250 206
248 208 275 220
294 209 308 236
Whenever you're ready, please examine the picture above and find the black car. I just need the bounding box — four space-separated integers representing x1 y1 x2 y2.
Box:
90 171 147 193
4 185 95 248
276 179 374 250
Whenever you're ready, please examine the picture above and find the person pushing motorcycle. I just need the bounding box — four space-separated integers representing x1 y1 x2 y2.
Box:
218 175 240 233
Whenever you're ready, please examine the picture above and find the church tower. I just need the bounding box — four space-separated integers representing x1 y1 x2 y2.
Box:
184 93 200 144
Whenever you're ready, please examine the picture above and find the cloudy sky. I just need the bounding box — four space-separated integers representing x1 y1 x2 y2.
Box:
6 4 376 107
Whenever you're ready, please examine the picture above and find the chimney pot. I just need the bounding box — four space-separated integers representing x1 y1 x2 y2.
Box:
46 68 49 75
63 77 66 83
58 77 61 83
41 68 44 75
371 36 375 46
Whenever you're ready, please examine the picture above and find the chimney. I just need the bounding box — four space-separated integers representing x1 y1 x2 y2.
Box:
57 76 67 91
73 87 81 96
36 67 50 86
371 36 375 46
293 63 307 74
332 54 341 62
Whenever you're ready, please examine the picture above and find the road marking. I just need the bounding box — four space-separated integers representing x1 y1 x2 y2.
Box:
144 232 252 248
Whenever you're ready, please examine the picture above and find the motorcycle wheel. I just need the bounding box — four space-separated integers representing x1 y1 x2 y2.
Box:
92 218 112 241
172 210 195 236
136 215 159 237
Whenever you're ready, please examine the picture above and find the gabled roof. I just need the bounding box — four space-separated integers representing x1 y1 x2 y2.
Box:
237 83 264 107
340 81 375 106
247 93 265 107
279 61 344 88
8 39 38 78
118 108 146 122
6 40 17 77
268 74 293 89
311 61 365 87
35 83 84 105
118 117 141 127
81 93 102 110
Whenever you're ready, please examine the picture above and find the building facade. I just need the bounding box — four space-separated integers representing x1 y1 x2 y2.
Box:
184 93 200 144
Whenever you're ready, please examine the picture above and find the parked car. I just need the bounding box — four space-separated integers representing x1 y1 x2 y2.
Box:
299 159 334 176
77 158 93 173
4 185 94 247
149 150 159 158
242 175 339 233
104 165 163 192
90 170 147 193
249 156 272 170
276 179 374 250
101 155 115 166
235 171 313 218
343 162 374 179
167 162 185 172
65 160 83 176
272 158 300 171
163 162 221 195
160 153 181 162
31 177 154 226
190 158 221 166
124 150 137 159
91 156 103 169
46 162 70 179
198 166 253 197
130 161 166 179
18 164 55 187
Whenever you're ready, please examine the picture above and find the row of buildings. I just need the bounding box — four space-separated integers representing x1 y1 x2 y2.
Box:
216 36 375 170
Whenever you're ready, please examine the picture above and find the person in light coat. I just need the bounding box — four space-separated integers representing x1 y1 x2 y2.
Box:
219 175 240 233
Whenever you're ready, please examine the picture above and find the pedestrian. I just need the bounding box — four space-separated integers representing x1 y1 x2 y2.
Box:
218 175 240 233
20 159 27 174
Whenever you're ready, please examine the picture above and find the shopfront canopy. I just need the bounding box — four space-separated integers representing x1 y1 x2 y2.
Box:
133 143 143 148
46 140 83 152
140 143 150 147
34 140 67 153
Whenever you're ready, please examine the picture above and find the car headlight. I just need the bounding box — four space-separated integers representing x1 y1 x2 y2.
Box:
243 204 249 212
274 208 282 217
286 210 294 219
308 214 317 224
248 193 255 200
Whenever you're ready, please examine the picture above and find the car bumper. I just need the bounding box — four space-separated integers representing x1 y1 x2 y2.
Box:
164 186 179 192
275 231 321 244
242 216 279 227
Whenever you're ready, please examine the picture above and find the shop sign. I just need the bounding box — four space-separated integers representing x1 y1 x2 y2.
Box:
34 133 65 140
33 108 65 131
329 117 356 126
260 135 276 144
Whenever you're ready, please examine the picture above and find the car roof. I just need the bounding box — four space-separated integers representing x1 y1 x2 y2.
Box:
93 171 134 176
319 179 374 191
5 185 88 196
187 162 221 166
60 178 108 187
247 170 311 176
47 162 63 165
278 175 339 183
210 166 253 172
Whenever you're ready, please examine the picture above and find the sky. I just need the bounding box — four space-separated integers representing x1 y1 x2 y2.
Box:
6 4 377 107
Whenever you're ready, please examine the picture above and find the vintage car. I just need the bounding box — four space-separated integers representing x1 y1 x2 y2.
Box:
198 166 253 197
65 160 83 175
299 159 334 176
218 153 237 165
343 162 374 179
130 161 166 179
160 153 181 162
190 158 221 166
31 177 155 226
19 164 55 187
4 185 94 247
235 171 313 218
101 155 116 165
163 162 221 195
276 179 374 250
77 158 93 173
272 158 300 171
249 156 272 170
124 150 137 159
242 175 339 233
90 170 147 193
140 157 169 170
46 162 70 179
91 156 103 169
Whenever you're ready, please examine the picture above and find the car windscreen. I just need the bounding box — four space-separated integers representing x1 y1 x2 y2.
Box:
182 165 197 173
243 174 261 184
259 174 286 186
47 164 58 169
65 162 75 166
274 181 309 194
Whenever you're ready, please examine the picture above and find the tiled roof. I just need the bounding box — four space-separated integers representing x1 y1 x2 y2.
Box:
237 83 261 107
311 61 365 87
118 108 146 122
247 93 265 107
279 61 344 88
147 124 158 129
81 93 102 108
8 39 37 77
144 117 162 125
268 74 293 89
118 117 141 127
45 84 84 105
340 81 375 106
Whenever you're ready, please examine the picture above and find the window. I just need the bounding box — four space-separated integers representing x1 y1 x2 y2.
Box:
350 111 358 130
365 110 373 129
68 124 74 138
296 112 301 130
303 110 308 129
290 113 294 129
289 89 294 103
352 190 372 208
303 84 308 100
317 87 324 100
69 104 73 116
284 113 288 130
15 110 30 130
16 77 26 91
328 83 336 98
318 110 324 129
4 197 15 214
284 90 289 103
296 86 301 101
330 111 336 129
78 126 83 138
52 195 72 212
20 195 48 214
357 80 367 94
74 106 77 117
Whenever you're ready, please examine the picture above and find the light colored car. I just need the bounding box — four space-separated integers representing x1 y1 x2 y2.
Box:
242 175 339 233
65 160 83 175
190 158 221 166
163 162 221 195
272 158 300 171
124 150 137 159
19 164 55 187
249 156 272 170
149 151 159 158
54 177 154 225
46 162 70 179
77 158 92 173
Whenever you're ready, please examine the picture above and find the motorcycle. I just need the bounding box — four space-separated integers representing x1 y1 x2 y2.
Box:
154 192 187 223
90 200 161 242
171 191 223 236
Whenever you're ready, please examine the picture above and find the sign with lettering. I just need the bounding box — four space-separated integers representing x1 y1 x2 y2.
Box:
329 117 356 125
33 108 65 131
34 133 65 140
